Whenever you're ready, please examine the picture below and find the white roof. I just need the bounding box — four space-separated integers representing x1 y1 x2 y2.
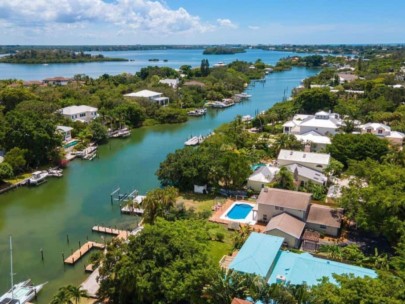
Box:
61 105 98 115
299 117 340 129
278 149 331 166
124 90 162 98
248 165 280 183
295 131 331 145
360 123 390 132
386 131 405 139
286 163 328 184
159 79 179 87
283 120 296 127
0 156 3 164
315 111 330 116
56 126 73 132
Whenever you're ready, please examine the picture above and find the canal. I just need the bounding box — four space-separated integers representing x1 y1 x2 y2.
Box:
0 63 318 302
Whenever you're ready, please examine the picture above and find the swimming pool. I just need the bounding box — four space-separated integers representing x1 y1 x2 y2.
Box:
227 204 253 220
220 202 257 224
64 140 79 149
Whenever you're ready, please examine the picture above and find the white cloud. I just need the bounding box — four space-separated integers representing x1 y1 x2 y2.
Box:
217 18 238 29
0 0 211 35
248 25 260 30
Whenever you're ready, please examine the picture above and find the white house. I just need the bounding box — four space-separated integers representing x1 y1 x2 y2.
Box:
338 73 358 83
59 105 98 123
56 126 73 142
247 165 280 192
285 163 328 186
359 122 405 145
277 149 331 172
294 131 331 152
159 78 179 89
124 89 169 105
283 111 342 136
43 77 73 86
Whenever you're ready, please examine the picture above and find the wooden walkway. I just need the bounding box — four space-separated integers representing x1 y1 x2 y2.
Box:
92 225 129 240
64 241 105 265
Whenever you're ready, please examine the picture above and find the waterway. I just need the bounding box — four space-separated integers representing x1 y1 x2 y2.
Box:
0 49 311 80
0 49 318 303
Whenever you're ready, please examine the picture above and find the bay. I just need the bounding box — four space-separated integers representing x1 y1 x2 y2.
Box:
0 49 318 303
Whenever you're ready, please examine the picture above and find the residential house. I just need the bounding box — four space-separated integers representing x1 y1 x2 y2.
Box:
277 149 331 172
0 150 4 164
283 111 342 136
285 163 328 186
338 73 358 83
59 105 98 123
159 78 179 88
294 131 331 152
231 299 252 304
124 89 169 105
264 213 306 248
306 204 343 237
229 233 376 285
56 126 73 142
255 188 311 223
358 122 405 145
43 77 73 85
247 165 280 192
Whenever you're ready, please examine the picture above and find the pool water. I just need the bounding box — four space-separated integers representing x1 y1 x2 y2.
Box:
226 204 253 220
64 140 79 148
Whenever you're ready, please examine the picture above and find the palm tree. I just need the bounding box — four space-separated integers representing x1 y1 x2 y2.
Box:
66 285 88 304
50 287 73 304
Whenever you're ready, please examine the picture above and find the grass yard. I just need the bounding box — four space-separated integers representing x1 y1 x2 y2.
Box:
206 223 235 263
4 172 31 185
178 193 226 213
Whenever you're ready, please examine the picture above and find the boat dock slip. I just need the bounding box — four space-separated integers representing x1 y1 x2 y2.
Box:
92 225 129 240
64 241 105 265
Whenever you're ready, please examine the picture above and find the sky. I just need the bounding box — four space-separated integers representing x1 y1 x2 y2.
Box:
0 0 404 45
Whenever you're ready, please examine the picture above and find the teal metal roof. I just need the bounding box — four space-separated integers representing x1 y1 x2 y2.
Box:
268 251 377 286
229 233 284 277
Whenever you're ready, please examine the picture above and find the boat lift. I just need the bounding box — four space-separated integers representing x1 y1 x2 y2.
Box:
110 187 138 205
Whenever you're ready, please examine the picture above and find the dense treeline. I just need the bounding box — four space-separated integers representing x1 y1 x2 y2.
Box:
203 47 246 55
0 49 127 64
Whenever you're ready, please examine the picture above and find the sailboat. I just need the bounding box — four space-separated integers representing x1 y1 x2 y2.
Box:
0 237 47 304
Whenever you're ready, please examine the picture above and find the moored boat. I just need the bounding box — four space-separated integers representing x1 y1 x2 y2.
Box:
28 171 48 186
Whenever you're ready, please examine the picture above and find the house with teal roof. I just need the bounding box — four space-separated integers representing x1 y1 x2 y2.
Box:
229 232 377 285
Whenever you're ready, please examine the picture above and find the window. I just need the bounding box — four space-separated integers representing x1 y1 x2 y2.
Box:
275 206 284 211
263 214 267 221
367 128 372 133
320 225 327 229
378 129 383 134
80 113 86 117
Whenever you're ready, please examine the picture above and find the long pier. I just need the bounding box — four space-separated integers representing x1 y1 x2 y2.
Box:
92 225 129 240
64 241 105 265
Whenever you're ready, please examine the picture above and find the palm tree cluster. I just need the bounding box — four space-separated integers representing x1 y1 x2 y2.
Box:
51 285 87 304
203 269 310 304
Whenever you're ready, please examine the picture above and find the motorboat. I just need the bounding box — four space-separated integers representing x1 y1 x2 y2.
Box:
187 108 207 116
28 171 48 186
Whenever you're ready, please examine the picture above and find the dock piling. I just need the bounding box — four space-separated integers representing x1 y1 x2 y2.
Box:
66 234 69 244
40 248 44 261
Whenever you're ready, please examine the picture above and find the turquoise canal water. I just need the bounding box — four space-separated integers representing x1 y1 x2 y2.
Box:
0 50 318 303
0 49 312 80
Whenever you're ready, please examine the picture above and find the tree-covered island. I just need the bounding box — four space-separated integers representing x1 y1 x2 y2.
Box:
0 49 128 64
203 47 246 55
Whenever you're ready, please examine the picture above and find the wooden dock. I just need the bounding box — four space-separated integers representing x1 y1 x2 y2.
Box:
64 241 105 265
92 225 129 240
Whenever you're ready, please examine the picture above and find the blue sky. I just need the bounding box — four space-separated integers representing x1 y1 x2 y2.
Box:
0 0 404 45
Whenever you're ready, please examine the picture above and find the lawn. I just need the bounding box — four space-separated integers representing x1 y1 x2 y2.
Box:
4 172 31 185
177 193 226 213
206 223 235 263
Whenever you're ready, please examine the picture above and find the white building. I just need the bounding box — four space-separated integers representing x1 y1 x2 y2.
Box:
124 89 169 105
283 111 342 136
59 105 98 123
358 122 405 145
277 149 331 172
285 163 328 186
56 126 73 142
247 165 280 192
294 131 331 152
159 78 179 89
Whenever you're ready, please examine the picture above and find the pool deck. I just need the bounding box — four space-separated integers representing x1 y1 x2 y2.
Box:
209 199 266 232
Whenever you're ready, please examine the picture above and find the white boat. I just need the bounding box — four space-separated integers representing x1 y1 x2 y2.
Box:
211 101 234 108
47 168 63 177
234 93 252 99
0 237 47 304
28 171 48 186
187 108 207 116
241 115 253 122
184 136 201 146
214 62 226 67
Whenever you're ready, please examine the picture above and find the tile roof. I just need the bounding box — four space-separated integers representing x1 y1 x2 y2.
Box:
257 188 311 211
231 299 253 304
124 89 162 98
265 213 306 239
60 105 98 115
307 204 342 228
